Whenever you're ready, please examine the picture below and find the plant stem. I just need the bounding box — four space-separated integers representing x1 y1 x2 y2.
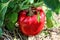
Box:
28 7 34 16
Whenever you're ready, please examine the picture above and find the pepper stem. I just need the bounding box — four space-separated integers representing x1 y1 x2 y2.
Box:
28 7 34 16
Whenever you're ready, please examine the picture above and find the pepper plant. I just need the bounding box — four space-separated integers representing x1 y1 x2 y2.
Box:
0 0 60 37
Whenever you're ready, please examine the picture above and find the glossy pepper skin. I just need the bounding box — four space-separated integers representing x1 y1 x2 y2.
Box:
18 7 45 36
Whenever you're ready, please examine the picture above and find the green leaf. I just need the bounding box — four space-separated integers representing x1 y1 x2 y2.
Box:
28 0 34 4
0 0 9 3
46 10 52 19
5 12 18 31
33 1 43 7
0 1 10 27
43 0 60 14
8 1 15 8
46 19 53 28
6 12 18 23
46 10 53 28
0 28 3 37
6 21 15 31
55 5 60 14
20 5 30 10
37 12 40 22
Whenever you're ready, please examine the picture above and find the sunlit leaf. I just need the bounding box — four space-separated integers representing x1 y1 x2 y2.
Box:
29 0 34 4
